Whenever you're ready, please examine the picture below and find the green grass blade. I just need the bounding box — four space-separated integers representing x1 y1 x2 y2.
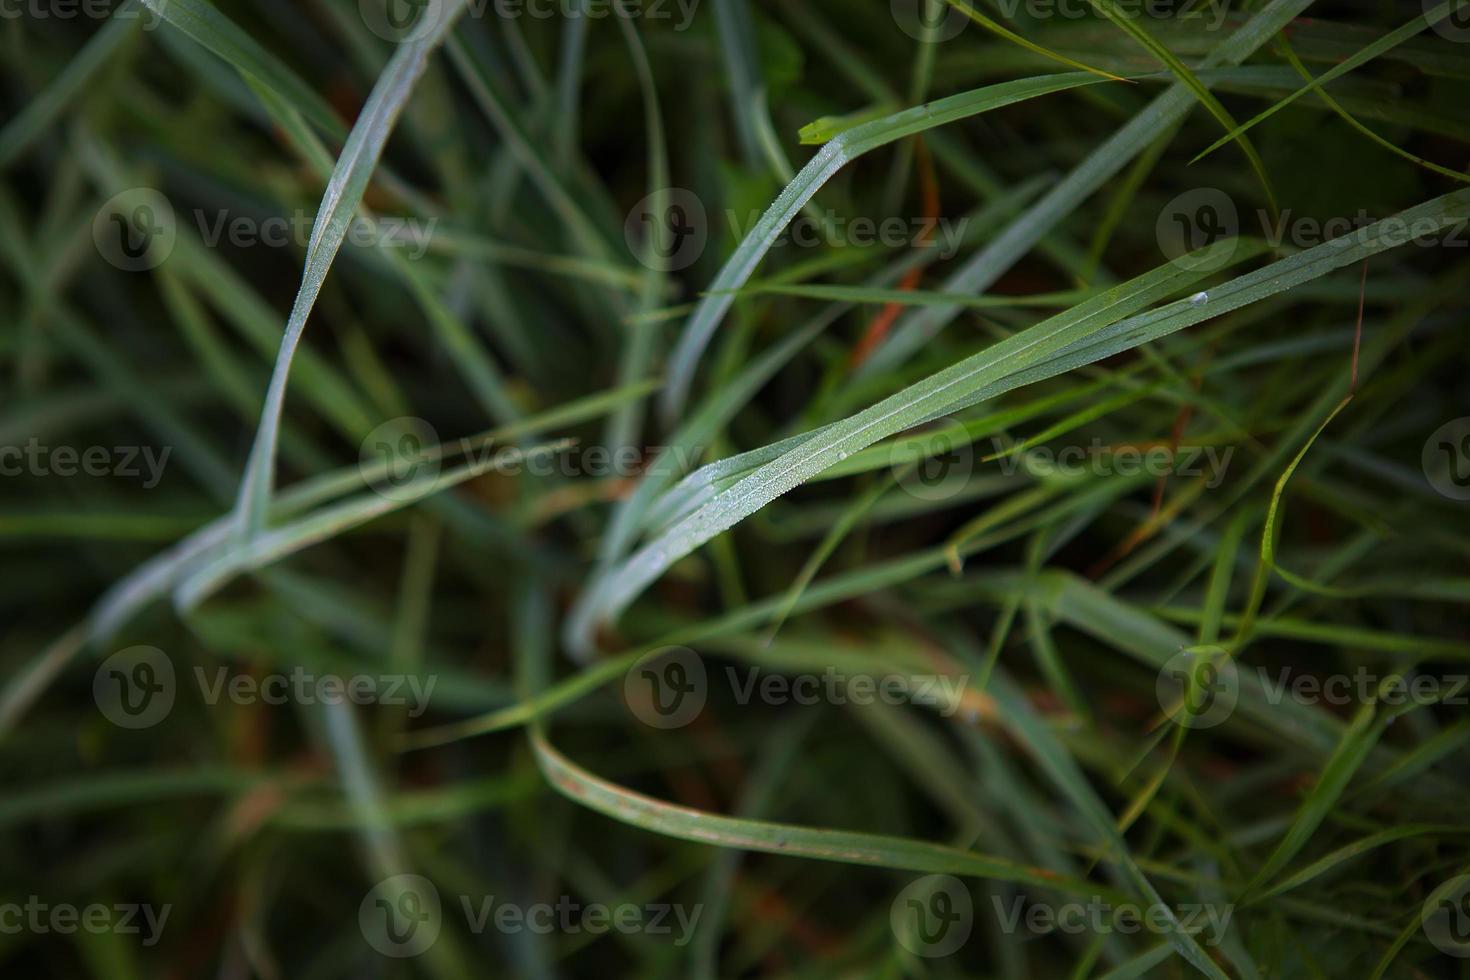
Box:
861 0 1316 376
137 0 345 138
1191 0 1468 164
575 189 1468 647
232 0 469 539
1085 0 1278 216
659 71 1116 423
530 730 1129 901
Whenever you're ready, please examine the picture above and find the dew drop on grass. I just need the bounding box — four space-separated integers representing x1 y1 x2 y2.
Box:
1189 291 1209 308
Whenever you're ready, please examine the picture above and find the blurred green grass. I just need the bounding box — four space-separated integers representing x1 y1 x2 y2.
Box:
3 0 1470 976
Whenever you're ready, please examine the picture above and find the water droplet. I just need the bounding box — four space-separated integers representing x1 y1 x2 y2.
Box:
1189 291 1209 308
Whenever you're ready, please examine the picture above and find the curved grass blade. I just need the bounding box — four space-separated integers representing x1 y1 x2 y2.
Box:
1084 0 1277 217
573 237 1259 651
861 0 1317 377
659 71 1118 424
1352 720 1470 799
1230 395 1355 651
530 730 1128 902
596 314 836 572
1276 39 1470 184
639 367 1153 540
943 0 1127 83
590 185 1024 597
184 438 576 612
233 0 469 541
596 185 1058 570
983 668 1233 979
573 190 1470 650
1191 0 1468 165
1249 825 1470 904
138 0 344 139
1369 871 1470 980
1239 702 1389 899
208 78 524 427
0 382 650 739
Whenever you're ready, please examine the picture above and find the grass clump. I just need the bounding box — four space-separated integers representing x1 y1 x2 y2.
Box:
2 0 1470 976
